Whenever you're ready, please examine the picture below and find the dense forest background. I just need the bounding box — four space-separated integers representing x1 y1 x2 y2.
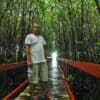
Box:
0 0 100 99
0 0 100 63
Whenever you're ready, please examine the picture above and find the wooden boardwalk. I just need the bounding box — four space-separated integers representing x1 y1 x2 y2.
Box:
15 60 70 100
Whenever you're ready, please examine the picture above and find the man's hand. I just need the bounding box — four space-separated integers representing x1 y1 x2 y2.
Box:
27 59 32 67
25 44 32 67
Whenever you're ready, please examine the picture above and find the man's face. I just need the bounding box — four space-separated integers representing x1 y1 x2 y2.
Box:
32 25 41 35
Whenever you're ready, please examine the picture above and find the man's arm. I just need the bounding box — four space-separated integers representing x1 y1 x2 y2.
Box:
25 44 32 66
44 45 48 59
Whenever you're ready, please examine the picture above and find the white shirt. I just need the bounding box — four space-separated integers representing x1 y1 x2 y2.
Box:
25 33 47 64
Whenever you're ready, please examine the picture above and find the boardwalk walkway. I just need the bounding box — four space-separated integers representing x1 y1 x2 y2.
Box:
15 59 70 100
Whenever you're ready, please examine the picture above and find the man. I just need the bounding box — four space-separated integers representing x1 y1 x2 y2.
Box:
25 24 52 100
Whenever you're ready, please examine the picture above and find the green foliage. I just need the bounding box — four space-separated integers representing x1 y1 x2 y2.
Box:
66 74 74 83
0 0 99 63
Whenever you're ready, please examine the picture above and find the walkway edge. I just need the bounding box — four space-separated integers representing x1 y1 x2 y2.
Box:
63 79 75 100
58 65 75 100
3 80 29 100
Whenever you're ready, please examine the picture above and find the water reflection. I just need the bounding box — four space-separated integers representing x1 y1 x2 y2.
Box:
51 52 58 79
51 57 57 68
51 51 58 67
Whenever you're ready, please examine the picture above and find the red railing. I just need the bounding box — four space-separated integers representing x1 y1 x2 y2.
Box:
0 62 26 72
0 62 27 100
58 58 100 100
60 58 100 78
3 80 29 100
1 59 100 100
